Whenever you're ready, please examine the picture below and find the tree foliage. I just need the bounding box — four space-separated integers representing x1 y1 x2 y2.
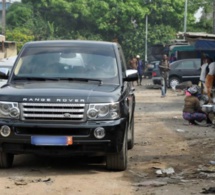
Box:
193 2 213 33
6 28 34 52
5 0 214 60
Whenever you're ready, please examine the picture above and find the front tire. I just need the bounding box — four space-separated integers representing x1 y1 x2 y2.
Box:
0 152 14 168
169 76 180 90
128 117 134 150
106 132 127 171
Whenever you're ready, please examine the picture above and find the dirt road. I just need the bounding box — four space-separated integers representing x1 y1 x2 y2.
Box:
131 81 215 195
1 80 215 195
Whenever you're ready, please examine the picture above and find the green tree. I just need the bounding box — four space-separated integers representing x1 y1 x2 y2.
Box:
6 28 34 52
6 0 214 59
6 2 33 27
190 2 213 33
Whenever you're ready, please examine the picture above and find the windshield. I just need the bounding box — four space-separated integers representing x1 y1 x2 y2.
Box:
12 46 119 85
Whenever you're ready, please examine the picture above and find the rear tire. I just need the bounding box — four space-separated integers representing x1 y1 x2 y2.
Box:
0 152 14 168
106 132 127 171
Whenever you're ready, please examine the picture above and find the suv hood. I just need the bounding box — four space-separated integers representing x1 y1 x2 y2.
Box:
0 82 121 103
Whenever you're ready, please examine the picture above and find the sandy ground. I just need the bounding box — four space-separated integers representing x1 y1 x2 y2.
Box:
130 80 215 195
1 79 215 195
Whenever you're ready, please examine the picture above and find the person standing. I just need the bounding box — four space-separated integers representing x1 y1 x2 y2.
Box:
169 53 177 63
200 56 212 94
129 56 138 86
136 55 144 85
205 59 215 103
159 54 170 97
131 56 137 70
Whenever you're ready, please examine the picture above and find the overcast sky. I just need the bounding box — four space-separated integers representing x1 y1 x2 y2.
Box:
194 7 203 22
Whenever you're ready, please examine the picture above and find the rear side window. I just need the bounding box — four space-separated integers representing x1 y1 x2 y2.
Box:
194 60 201 69
175 60 196 69
118 46 126 73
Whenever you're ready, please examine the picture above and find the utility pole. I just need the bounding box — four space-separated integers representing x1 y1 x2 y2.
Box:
145 14 148 63
213 0 215 33
183 0 188 33
145 0 151 63
2 0 6 35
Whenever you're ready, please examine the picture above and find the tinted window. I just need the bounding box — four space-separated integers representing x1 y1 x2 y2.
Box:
194 60 201 69
175 60 195 69
13 45 119 84
118 46 126 74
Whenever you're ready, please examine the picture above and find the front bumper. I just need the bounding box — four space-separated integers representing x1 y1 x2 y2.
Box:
0 118 127 156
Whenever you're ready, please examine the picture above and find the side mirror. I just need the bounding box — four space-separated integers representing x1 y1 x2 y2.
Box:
124 69 138 82
0 68 10 79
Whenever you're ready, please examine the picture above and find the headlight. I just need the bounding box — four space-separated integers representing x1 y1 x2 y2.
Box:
95 105 109 117
0 102 20 119
87 103 120 120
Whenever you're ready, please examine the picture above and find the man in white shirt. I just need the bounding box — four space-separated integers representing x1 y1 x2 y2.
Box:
200 56 211 93
205 58 215 102
208 61 215 75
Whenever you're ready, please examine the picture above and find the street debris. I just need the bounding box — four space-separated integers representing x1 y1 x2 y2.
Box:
198 165 215 173
176 129 185 132
151 162 175 176
155 167 175 176
133 180 167 187
129 170 148 178
14 179 27 185
197 165 215 178
151 161 168 170
9 177 54 186
209 161 215 165
201 187 215 194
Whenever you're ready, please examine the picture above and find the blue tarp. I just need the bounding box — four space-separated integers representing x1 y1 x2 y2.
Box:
193 40 215 60
194 40 215 50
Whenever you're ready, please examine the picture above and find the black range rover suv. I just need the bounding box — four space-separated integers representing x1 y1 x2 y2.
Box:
0 40 138 171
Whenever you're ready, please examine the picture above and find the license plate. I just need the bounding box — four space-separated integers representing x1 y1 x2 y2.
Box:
31 136 73 146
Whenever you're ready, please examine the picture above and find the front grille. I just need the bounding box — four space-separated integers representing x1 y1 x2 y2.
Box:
20 103 86 121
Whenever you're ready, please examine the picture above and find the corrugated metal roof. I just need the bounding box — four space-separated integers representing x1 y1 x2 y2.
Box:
177 32 215 43
184 32 215 38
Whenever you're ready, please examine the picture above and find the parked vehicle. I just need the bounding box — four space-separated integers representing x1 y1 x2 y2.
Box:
0 65 13 87
144 60 160 79
0 56 17 87
152 58 201 89
0 56 17 66
0 40 138 171
151 62 161 85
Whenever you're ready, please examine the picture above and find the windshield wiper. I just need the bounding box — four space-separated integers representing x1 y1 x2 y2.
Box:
13 76 59 81
58 77 103 85
13 76 103 85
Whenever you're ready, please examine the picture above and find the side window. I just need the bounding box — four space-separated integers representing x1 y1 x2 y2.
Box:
175 60 195 69
194 60 201 69
118 46 126 74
